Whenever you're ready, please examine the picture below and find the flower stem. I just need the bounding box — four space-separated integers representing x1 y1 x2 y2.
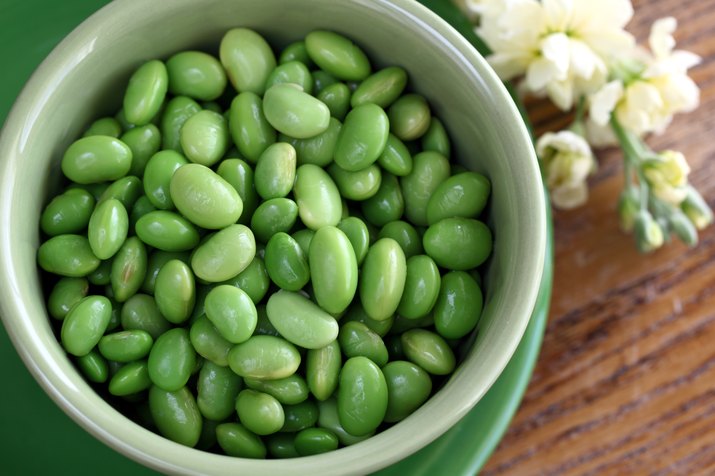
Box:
611 117 650 211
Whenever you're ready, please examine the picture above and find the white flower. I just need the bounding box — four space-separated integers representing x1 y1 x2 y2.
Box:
478 0 634 111
634 210 664 253
536 130 595 209
585 117 619 148
588 17 700 136
642 150 690 205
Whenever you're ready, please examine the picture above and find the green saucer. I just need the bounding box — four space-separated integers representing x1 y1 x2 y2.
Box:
0 1 552 474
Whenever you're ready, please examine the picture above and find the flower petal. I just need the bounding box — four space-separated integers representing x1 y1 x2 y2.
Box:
589 80 624 126
649 17 677 59
551 183 588 209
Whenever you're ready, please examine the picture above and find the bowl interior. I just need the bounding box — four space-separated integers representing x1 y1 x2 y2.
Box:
0 0 545 474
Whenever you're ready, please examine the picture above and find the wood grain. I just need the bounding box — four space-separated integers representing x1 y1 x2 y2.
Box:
482 0 715 474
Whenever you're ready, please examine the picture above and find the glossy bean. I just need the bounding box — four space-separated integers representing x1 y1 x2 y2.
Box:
264 232 309 291
228 92 276 163
197 361 243 421
180 110 229 166
161 96 201 151
143 150 188 209
216 423 266 458
98 329 153 362
189 316 234 367
334 103 389 172
244 374 309 406
279 41 313 67
291 229 314 257
401 329 455 375
309 226 358 314
351 66 407 108
382 360 432 422
423 217 492 270
236 389 285 436
361 173 404 227
120 293 171 339
311 70 338 94
204 285 257 344
328 163 381 201
421 117 451 158
317 82 351 120
135 210 200 251
110 236 147 302
83 117 122 138
433 271 483 339
149 385 202 447
191 224 256 282
38 235 99 277
266 290 339 349
147 328 196 391
293 164 341 230
336 216 370 266
88 198 128 260
283 117 341 167
141 250 190 294
47 277 89 320
250 197 298 243
228 335 301 379
306 340 341 401
166 51 227 101
342 301 393 337
254 142 296 200
216 158 260 224
305 31 371 81
338 321 389 366
377 220 423 259
337 356 388 436
120 124 162 176
377 133 413 176
317 398 373 445
220 28 276 95
123 60 168 126
129 195 157 232
154 259 195 324
401 151 451 226
388 94 431 141
221 256 270 304
295 428 339 456
426 172 491 225
359 238 407 321
76 349 108 383
60 296 112 356
109 360 152 396
61 136 132 184
265 60 313 94
40 188 95 236
280 400 319 432
263 83 330 139
397 255 441 319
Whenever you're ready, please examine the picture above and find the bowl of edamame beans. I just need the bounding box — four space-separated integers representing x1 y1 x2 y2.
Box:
0 0 546 474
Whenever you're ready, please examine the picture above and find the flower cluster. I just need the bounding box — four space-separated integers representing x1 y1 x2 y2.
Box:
458 0 711 252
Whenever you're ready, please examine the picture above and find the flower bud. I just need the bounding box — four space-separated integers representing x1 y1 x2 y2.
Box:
681 186 713 230
633 210 664 253
641 150 690 206
617 188 640 232
668 210 698 247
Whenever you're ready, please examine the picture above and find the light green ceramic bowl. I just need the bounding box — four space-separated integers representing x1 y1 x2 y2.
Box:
0 0 545 473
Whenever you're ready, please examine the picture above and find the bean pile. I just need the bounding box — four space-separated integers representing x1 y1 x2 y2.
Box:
37 28 493 458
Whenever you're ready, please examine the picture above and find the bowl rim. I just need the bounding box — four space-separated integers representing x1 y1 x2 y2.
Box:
0 0 546 474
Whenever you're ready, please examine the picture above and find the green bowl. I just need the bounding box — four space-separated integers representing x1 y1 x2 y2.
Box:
0 0 546 473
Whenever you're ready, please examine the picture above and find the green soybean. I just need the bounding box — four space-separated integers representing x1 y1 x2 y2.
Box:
220 28 276 95
337 216 370 265
265 60 313 94
311 70 338 94
279 41 313 67
204 285 257 344
388 93 431 141
317 398 374 445
88 198 128 260
423 217 493 270
382 360 432 422
253 305 280 337
76 349 108 383
191 224 256 282
148 328 196 391
189 316 234 367
180 110 229 166
61 136 133 184
217 158 260 224
110 236 147 302
361 173 404 227
166 51 227 101
343 301 394 337
123 60 168 126
294 164 342 230
295 428 339 456
41 188 95 236
149 385 202 447
317 82 351 121
154 259 195 324
98 176 143 211
338 321 389 367
280 400 319 432
228 92 276 163
283 117 341 167
222 256 270 304
250 197 298 243
121 124 162 176
421 117 451 158
60 296 112 356
197 361 243 421
216 423 266 458
161 96 201 151
264 232 309 291
334 103 389 172
377 220 423 259
228 335 301 379
141 250 189 294
433 271 483 339
236 389 285 436
120 293 171 339
401 329 455 375
87 259 111 286
328 163 381 201
83 117 122 138
401 151 451 226
170 163 243 229
135 210 200 251
143 150 188 209
426 172 491 225
254 142 296 200
359 238 407 321
109 360 152 396
129 195 157 231
38 235 99 277
98 330 153 362
337 356 388 436
351 66 408 108
306 340 341 401
309 226 358 315
377 133 413 176
263 83 330 139
305 31 371 81
397 255 441 319
47 277 89 320
244 375 309 406
291 229 315 257
266 290 339 349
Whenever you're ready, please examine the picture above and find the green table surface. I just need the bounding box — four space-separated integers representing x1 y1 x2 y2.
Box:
0 1 553 474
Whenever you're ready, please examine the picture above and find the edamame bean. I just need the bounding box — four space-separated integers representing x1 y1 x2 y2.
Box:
216 423 266 458
253 305 280 337
166 51 227 101
294 428 339 456
83 117 122 138
279 41 313 67
401 151 451 226
161 96 201 151
221 255 270 304
423 217 492 270
60 296 112 356
228 336 301 379
88 198 128 260
426 172 491 225
351 66 408 108
361 173 404 227
170 163 243 229
129 195 157 231
228 92 276 163
337 356 388 436
377 133 413 176
189 316 233 366
149 385 202 447
204 285 257 344
342 301 393 337
141 250 190 294
98 329 153 362
294 164 341 230
283 117 341 167
236 390 285 436
311 70 338 94
338 321 389 366
98 176 143 211
317 82 351 121
120 293 171 339
123 60 168 126
40 188 95 236
250 197 298 243
220 28 276 95
306 340 341 401
47 277 89 320
217 158 260 224
254 142 296 200
382 360 432 422
309 226 358 315
266 290 339 349
305 31 371 81
197 361 243 421
135 210 200 251
191 224 256 282
397 255 441 319
244 375 309 405
38 235 100 277
359 238 407 321
317 398 374 445
337 217 370 265
76 349 109 383
377 220 423 259
87 259 111 285
143 150 188 209
154 259 195 324
265 61 313 94
148 328 196 391
388 94 431 141
433 271 483 339
264 232 309 291
180 110 229 166
328 163 381 201
280 400 319 433
421 117 451 158
121 124 162 176
401 329 455 375
109 360 152 396
334 103 389 172
263 84 330 139
110 236 147 302
61 136 133 184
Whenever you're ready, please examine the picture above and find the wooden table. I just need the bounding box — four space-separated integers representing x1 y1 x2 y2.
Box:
482 0 715 473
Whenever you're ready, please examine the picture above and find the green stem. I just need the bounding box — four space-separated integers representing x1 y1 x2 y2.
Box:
611 117 650 211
